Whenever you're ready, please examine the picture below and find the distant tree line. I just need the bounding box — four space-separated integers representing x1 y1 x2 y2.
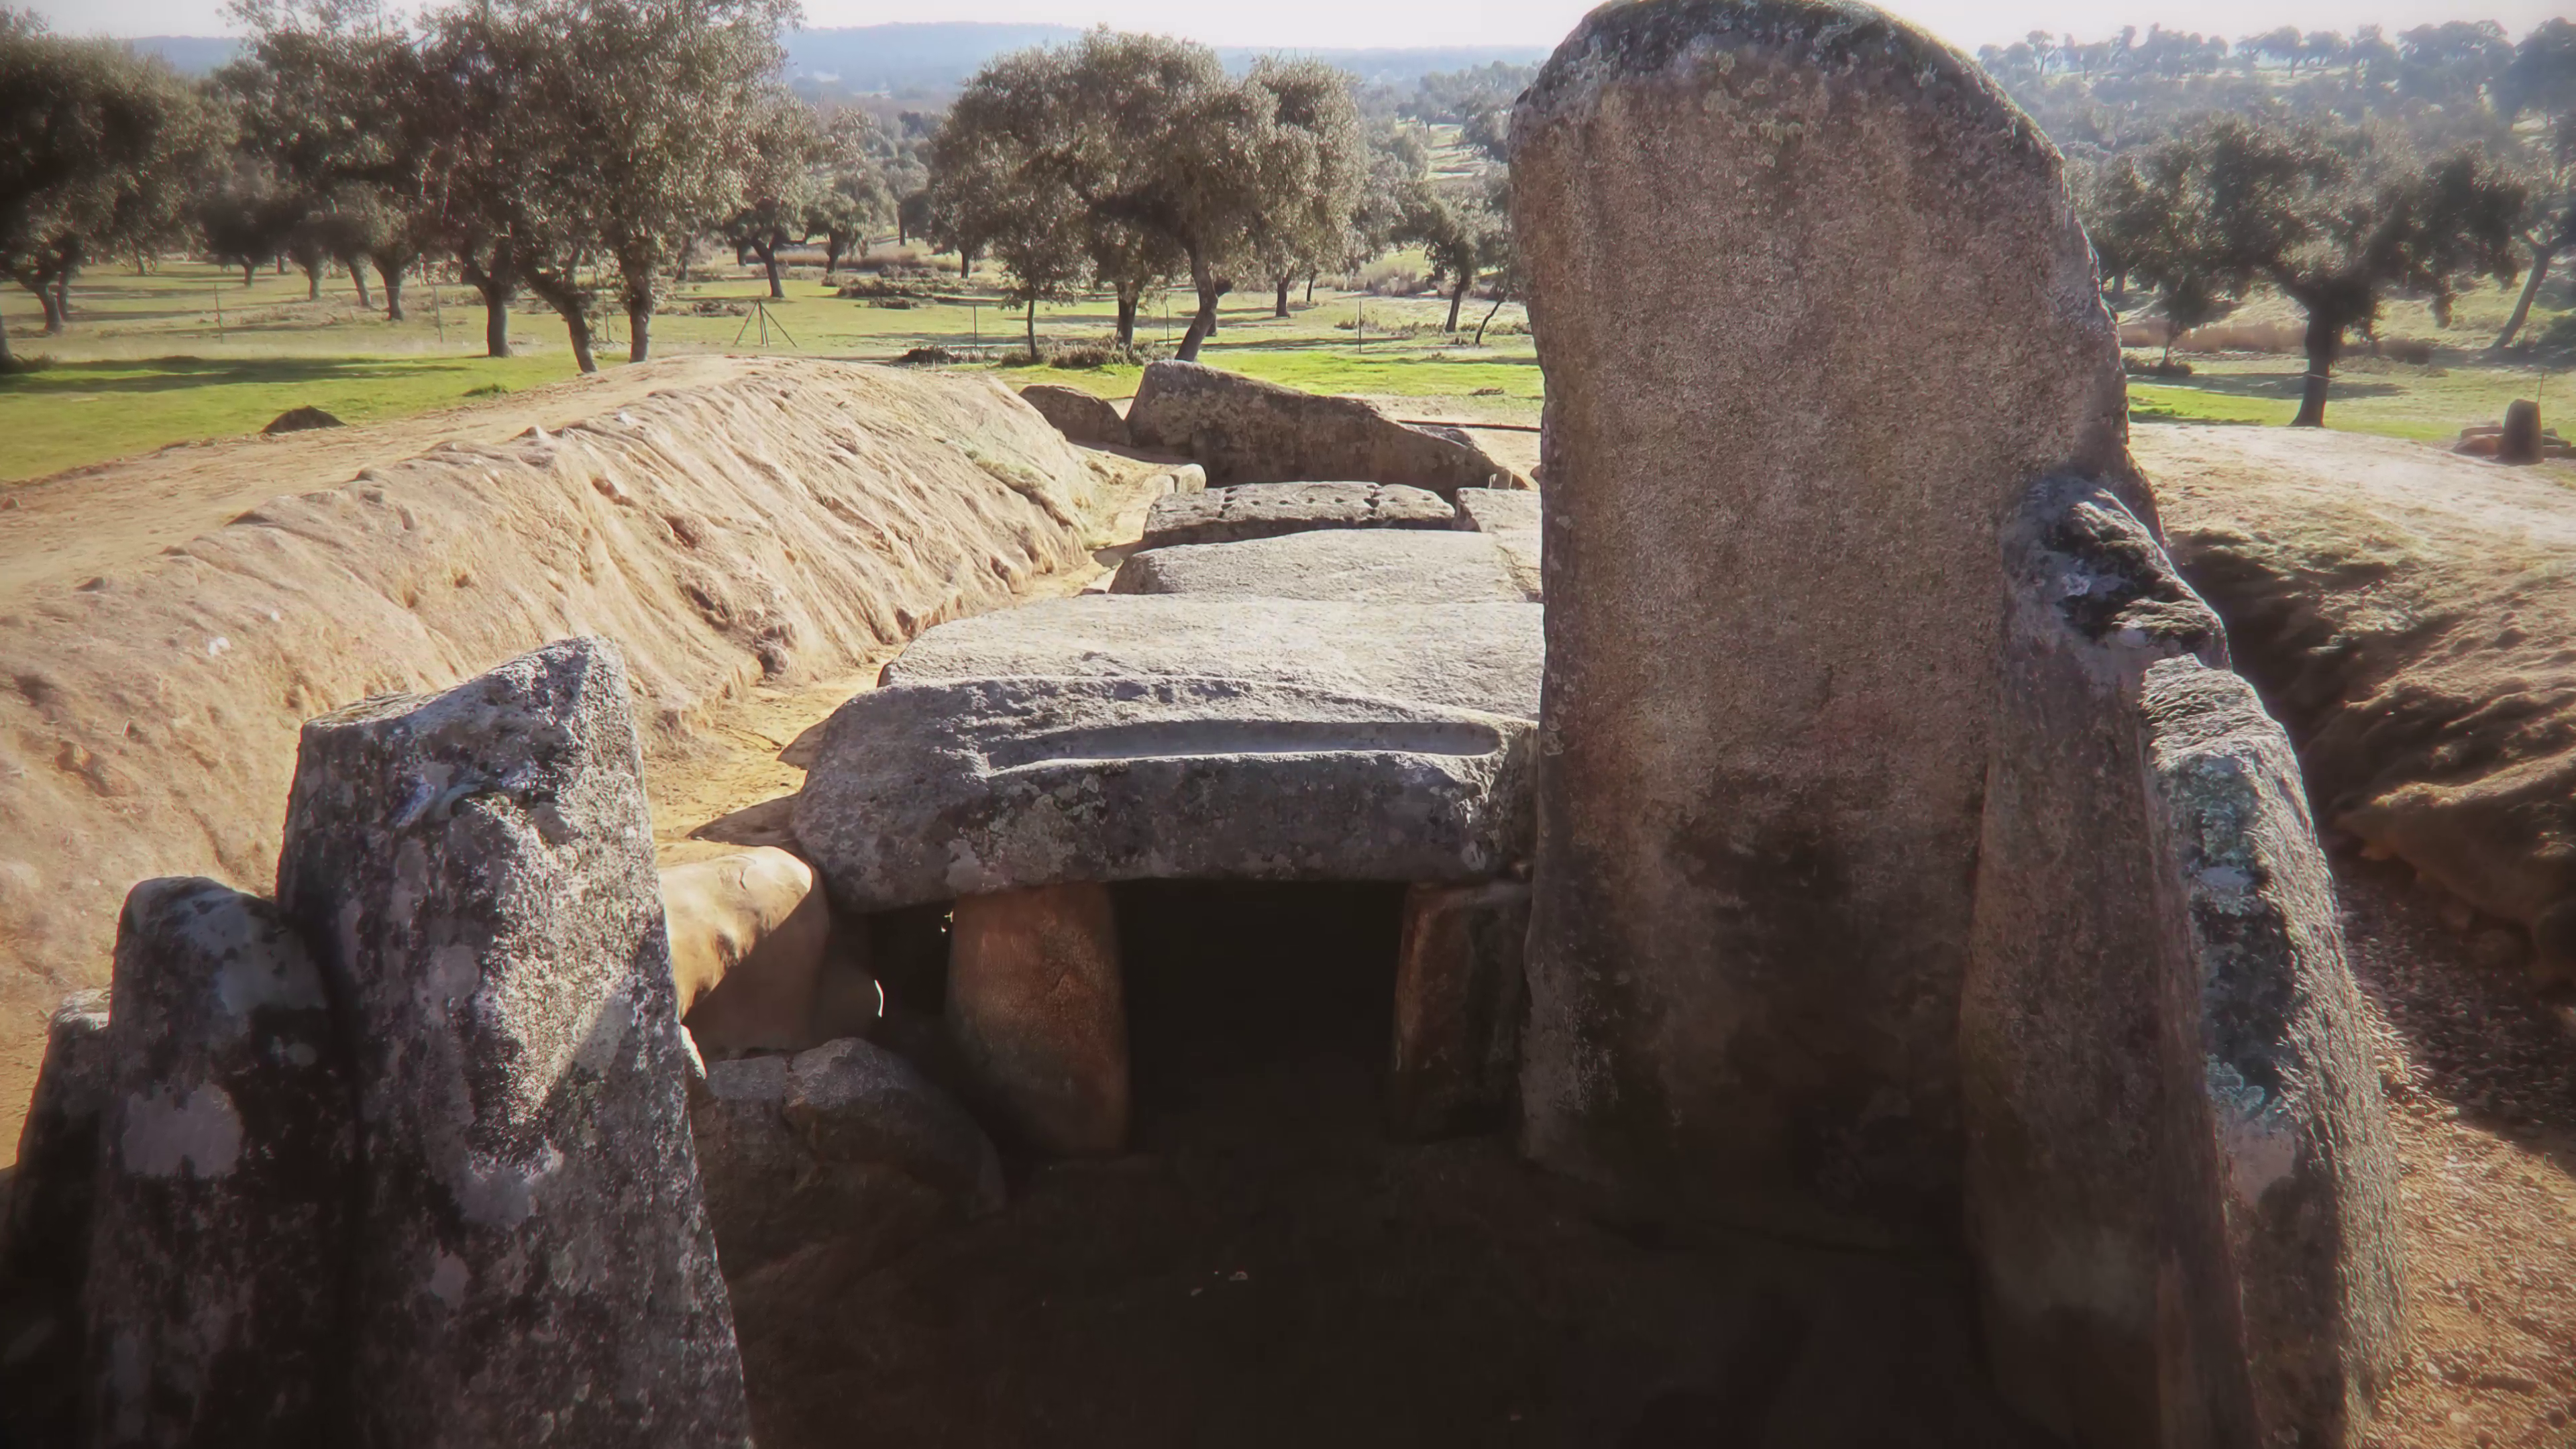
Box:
2004 19 2573 424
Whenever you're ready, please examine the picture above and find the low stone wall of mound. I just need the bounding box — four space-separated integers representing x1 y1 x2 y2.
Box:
0 360 1106 1155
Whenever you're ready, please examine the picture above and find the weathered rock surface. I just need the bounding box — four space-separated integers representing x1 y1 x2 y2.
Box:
879 594 1542 721
1961 479 2227 1445
1018 384 1130 449
690 1040 1002 1275
2137 657 2402 1448
83 878 359 1448
1125 361 1530 496
795 675 1534 913
1136 481 1456 550
1454 488 1544 598
1511 0 2133 1242
274 637 749 1447
664 847 833 1053
0 990 111 1446
1388 881 1530 1141
1110 529 1535 604
949 885 1130 1155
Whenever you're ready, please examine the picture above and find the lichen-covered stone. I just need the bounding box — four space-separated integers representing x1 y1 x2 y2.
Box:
1136 482 1458 551
1388 881 1530 1141
2139 657 2402 1448
1124 362 1529 496
1962 479 2226 1445
274 637 749 1447
794 676 1534 913
949 885 1130 1155
691 1041 1001 1275
0 990 111 1446
1110 529 1534 604
1510 0 2131 1244
82 878 359 1448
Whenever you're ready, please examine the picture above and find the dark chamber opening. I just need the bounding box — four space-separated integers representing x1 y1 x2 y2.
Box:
734 879 2054 1449
1113 879 1404 1143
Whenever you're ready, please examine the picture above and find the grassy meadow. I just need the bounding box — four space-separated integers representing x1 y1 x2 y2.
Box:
1 244 2569 484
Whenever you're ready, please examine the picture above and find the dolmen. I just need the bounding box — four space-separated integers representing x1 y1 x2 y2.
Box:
1512 2 2396 1446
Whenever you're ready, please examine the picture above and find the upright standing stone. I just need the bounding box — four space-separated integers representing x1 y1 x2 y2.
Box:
1511 0 2131 1241
1961 480 2225 1445
2138 659 2402 1448
1387 881 1530 1140
0 991 111 1446
83 878 359 1448
948 883 1129 1155
274 638 749 1448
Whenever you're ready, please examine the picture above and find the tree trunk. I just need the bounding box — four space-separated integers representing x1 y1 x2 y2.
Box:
958 247 973 280
348 262 372 310
1024 295 1038 356
379 260 406 321
1274 277 1291 318
1446 276 1469 332
0 311 13 369
464 259 515 360
758 242 784 300
241 262 256 286
32 278 65 335
1305 272 1317 305
2493 242 2556 352
52 273 71 332
304 262 322 301
2292 307 2341 427
1474 290 1507 345
1115 292 1138 348
627 294 653 364
1177 251 1220 362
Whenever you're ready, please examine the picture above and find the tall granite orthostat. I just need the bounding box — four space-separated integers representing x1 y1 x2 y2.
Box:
274 638 749 1448
0 991 112 1445
82 879 360 1448
1511 0 2135 1242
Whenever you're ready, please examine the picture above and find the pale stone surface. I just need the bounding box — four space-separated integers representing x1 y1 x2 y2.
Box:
949 885 1130 1155
1018 384 1130 448
691 1040 1002 1275
1962 478 2227 1446
2138 657 2402 1448
1454 488 1543 598
1110 529 1535 604
1387 881 1530 1141
1124 361 1530 496
879 595 1542 722
83 878 360 1448
664 847 832 1053
275 638 750 1448
794 675 1534 912
1136 482 1456 550
1511 0 2133 1243
0 990 111 1446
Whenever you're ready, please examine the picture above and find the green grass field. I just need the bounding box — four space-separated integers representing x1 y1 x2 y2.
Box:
2 250 2569 484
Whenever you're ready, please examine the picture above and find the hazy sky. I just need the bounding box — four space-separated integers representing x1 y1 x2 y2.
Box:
25 0 2569 53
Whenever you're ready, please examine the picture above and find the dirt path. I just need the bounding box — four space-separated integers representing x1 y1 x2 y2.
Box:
0 356 755 606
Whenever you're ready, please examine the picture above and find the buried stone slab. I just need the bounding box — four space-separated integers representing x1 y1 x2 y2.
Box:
880 594 1542 722
1387 881 1531 1141
82 878 360 1448
949 884 1130 1155
1510 0 2134 1242
794 675 1534 913
1960 478 2225 1444
2137 657 2403 1448
691 1040 1003 1275
664 846 835 1053
1136 481 1458 551
1454 488 1544 598
1110 529 1536 604
1124 360 1530 496
0 990 111 1446
274 637 749 1448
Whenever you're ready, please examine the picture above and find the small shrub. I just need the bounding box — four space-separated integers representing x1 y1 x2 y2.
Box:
1357 258 1425 296
896 345 961 366
2176 321 2304 355
2536 312 2576 356
463 382 511 397
0 354 56 377
2367 336 2436 365
1044 340 1150 369
2124 356 2194 378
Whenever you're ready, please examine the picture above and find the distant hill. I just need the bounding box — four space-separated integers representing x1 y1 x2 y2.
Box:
121 23 1550 93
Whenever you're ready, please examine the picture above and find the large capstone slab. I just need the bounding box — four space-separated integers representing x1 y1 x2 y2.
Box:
1510 0 2133 1244
274 637 750 1448
794 676 1534 912
879 594 1542 721
1110 529 1535 604
82 878 360 1448
1136 481 1457 551
1124 361 1530 496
